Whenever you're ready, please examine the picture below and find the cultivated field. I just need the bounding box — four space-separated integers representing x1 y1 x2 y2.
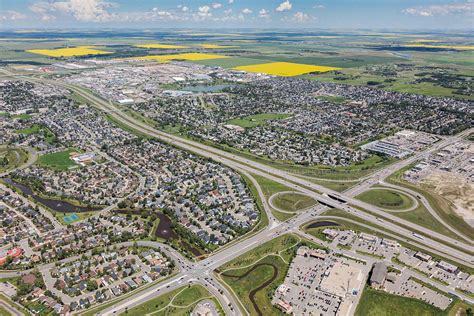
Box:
234 62 340 77
134 43 189 49
26 46 112 57
133 53 229 61
200 44 239 48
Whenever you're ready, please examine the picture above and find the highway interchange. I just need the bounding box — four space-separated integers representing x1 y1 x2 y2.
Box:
0 69 473 315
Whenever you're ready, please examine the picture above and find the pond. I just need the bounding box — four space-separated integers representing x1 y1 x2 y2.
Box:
3 178 99 213
306 221 340 229
113 209 203 257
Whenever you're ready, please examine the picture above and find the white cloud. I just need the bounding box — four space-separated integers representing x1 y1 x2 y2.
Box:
197 5 212 18
212 2 222 9
242 8 252 14
282 11 313 23
29 0 119 22
291 11 310 22
29 0 190 23
276 0 292 12
313 4 325 9
0 10 27 21
402 1 474 17
259 9 270 18
177 5 189 12
228 0 234 4
224 9 233 15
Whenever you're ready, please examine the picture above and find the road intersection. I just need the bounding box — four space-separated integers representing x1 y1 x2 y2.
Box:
1 69 472 315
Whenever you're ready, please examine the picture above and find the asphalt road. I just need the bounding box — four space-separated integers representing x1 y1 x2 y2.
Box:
1 69 472 315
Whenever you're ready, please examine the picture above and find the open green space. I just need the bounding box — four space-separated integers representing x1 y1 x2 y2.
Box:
0 112 32 120
316 95 347 104
0 147 28 172
121 284 220 316
355 286 453 316
79 272 180 316
0 294 30 316
250 174 300 220
272 192 317 213
56 211 96 226
15 124 56 144
356 188 413 210
238 173 269 234
192 57 275 68
0 304 11 316
217 234 307 315
36 148 79 170
226 113 291 128
306 178 357 192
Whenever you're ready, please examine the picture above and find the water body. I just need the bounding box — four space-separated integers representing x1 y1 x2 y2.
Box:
181 84 236 93
113 209 202 257
3 178 98 213
306 221 340 229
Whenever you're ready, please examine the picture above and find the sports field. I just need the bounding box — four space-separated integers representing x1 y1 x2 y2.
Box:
37 148 79 170
27 46 112 57
234 62 340 77
134 43 188 49
134 53 229 61
226 113 291 128
63 213 79 224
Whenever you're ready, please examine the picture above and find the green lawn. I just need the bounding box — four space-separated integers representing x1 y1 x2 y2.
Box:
0 147 28 172
220 234 300 271
251 174 301 219
220 256 286 316
0 305 10 316
121 285 216 316
15 124 56 144
36 148 79 170
192 57 275 68
272 192 317 212
306 178 357 192
355 286 446 316
226 113 291 128
217 234 324 315
272 209 296 222
260 154 395 181
356 188 413 210
316 95 347 104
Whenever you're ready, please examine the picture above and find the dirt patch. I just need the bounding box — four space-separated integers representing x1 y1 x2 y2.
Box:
421 171 474 227
221 263 278 316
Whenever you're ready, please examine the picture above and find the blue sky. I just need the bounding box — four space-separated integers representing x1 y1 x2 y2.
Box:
0 0 473 29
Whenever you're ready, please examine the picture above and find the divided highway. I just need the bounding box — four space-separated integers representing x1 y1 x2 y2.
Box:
2 69 473 315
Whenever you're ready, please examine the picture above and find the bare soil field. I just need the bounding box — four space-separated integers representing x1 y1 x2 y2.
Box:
421 171 474 228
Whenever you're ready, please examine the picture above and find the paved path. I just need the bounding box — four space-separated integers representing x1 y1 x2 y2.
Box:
1 68 473 316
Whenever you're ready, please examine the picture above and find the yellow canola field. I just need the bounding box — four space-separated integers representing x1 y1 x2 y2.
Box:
234 62 340 77
408 39 443 43
134 53 229 61
135 43 189 49
404 44 474 50
200 44 239 49
27 46 112 57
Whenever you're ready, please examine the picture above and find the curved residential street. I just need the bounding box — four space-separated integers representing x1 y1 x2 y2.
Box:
0 68 472 316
